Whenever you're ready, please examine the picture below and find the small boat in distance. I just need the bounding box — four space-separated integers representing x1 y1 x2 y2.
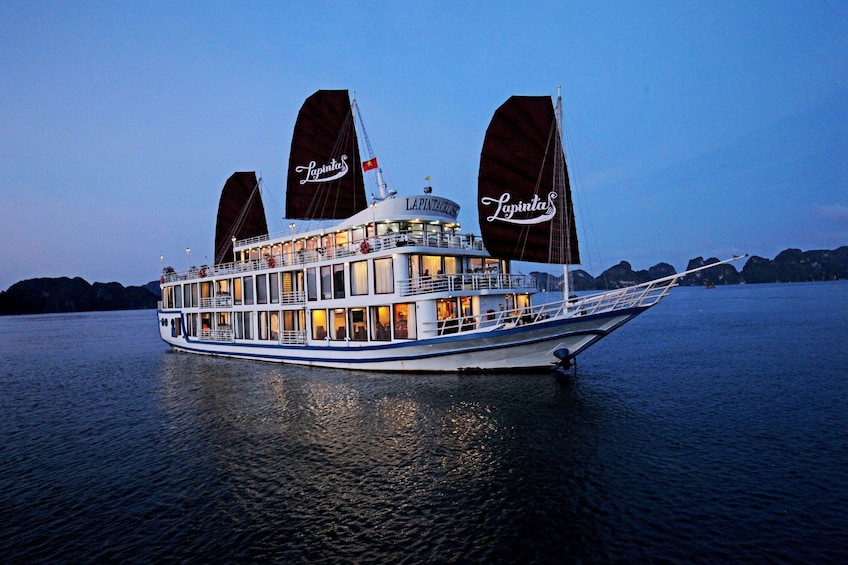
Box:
157 89 742 371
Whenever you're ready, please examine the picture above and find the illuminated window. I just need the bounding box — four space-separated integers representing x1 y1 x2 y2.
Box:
374 258 394 294
349 308 367 341
350 260 368 295
393 303 416 339
371 305 391 340
311 309 328 340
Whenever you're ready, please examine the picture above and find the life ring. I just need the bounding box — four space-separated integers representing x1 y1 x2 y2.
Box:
160 276 165 284
198 268 206 278
360 240 371 254
268 257 275 268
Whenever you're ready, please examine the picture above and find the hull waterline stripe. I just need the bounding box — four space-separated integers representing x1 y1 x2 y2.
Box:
158 306 646 365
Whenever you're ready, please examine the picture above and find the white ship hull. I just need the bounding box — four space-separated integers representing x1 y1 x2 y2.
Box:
158 306 644 372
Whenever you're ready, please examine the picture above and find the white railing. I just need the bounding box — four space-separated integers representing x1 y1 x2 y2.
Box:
200 328 234 342
199 295 232 309
416 256 747 338
398 272 529 296
417 278 677 338
198 328 306 345
161 231 489 283
280 330 307 345
280 290 306 304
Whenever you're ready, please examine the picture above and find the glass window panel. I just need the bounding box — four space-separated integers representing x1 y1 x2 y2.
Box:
283 310 296 332
374 258 394 294
258 311 269 340
235 312 244 339
243 276 254 305
270 312 280 340
350 261 368 295
306 268 317 301
233 277 242 304
443 256 458 274
332 309 347 340
333 264 345 299
269 272 280 303
371 305 392 340
393 303 415 339
422 255 442 277
349 308 367 341
320 266 332 300
243 312 252 339
312 309 328 340
257 274 268 304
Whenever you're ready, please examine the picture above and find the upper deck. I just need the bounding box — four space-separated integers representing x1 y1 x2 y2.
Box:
162 194 493 285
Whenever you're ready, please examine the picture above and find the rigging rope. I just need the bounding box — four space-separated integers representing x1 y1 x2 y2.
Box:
215 179 262 264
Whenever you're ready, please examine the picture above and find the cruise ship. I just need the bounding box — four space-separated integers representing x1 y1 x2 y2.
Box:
157 89 740 371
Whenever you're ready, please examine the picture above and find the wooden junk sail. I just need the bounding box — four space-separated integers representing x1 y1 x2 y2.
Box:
286 90 368 220
477 95 580 265
214 171 268 264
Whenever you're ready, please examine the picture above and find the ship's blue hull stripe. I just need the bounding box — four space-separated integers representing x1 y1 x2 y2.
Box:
157 307 645 364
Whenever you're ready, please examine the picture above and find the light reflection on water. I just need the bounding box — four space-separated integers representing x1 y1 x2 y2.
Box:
1 282 846 562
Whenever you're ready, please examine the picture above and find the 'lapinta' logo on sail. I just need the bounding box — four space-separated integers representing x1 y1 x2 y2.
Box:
481 192 557 224
295 155 349 184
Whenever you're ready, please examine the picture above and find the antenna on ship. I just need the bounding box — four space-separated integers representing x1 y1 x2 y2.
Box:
354 93 395 201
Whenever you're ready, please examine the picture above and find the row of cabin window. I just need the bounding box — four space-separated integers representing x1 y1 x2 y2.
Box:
163 259 395 309
236 222 461 262
183 303 417 342
310 303 416 341
163 254 503 310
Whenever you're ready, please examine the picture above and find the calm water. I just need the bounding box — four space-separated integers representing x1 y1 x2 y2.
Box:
1 282 846 563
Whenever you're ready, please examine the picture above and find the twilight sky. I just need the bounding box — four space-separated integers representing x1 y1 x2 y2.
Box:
1 1 846 290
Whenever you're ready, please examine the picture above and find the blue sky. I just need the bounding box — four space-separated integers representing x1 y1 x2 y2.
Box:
1 1 846 290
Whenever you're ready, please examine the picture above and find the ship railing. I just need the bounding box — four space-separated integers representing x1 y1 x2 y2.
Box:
537 257 749 320
531 279 678 321
200 328 234 342
237 233 271 247
280 330 307 345
280 290 306 304
398 272 529 297
166 231 491 282
419 277 680 338
199 295 232 309
421 305 538 337
532 272 704 322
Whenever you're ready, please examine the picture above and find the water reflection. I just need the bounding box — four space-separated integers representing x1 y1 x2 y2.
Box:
157 356 512 487
154 355 595 560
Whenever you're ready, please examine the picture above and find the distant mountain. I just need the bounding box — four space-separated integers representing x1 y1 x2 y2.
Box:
595 261 677 290
0 277 159 315
680 257 743 286
529 246 847 291
742 247 848 283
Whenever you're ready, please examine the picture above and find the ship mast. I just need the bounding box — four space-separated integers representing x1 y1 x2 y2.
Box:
353 94 394 201
555 85 570 301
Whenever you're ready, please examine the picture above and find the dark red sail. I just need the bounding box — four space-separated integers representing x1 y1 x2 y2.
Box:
214 172 268 264
477 95 580 264
286 90 367 220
